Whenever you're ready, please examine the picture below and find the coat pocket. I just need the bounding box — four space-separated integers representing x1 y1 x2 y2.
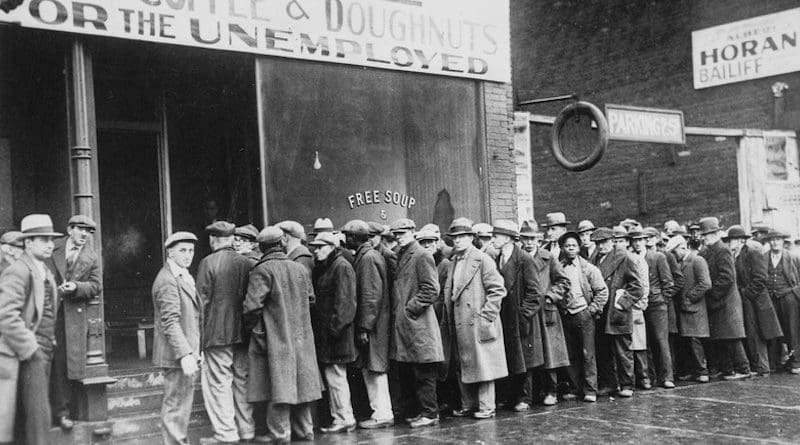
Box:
544 302 558 326
609 308 629 327
478 317 498 343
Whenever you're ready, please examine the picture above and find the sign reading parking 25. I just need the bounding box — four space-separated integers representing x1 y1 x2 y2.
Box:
0 0 511 83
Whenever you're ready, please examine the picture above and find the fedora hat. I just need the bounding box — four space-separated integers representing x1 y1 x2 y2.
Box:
542 212 570 227
612 225 628 239
763 230 789 241
698 217 721 235
312 218 335 234
449 218 475 237
723 225 750 241
577 220 595 233
472 223 493 238
492 219 519 238
18 214 63 239
519 220 542 237
627 228 647 239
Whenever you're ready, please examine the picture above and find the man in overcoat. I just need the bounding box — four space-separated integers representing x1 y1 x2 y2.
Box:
152 231 202 445
591 227 645 398
0 214 62 445
652 226 685 376
697 217 750 379
344 220 394 429
491 220 541 412
559 231 608 402
388 218 443 428
763 229 800 374
278 220 313 273
368 221 398 287
667 236 712 382
309 231 358 433
196 221 254 443
47 215 101 431
233 224 261 262
243 227 321 442
442 218 508 419
726 226 783 376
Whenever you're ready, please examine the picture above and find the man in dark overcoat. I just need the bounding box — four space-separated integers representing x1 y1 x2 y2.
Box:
726 226 783 376
491 220 541 411
763 229 800 374
243 227 321 442
591 227 645 398
47 215 101 431
388 218 443 428
698 217 750 379
196 221 254 442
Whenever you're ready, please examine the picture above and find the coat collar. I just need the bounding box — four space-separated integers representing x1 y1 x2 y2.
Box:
451 246 482 301
163 263 199 307
498 244 525 288
596 247 626 279
397 240 420 272
354 242 373 264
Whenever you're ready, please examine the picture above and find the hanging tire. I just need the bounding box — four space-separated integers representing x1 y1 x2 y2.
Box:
550 101 609 172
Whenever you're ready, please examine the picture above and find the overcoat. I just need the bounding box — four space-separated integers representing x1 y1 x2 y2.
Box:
196 246 252 348
288 244 314 274
377 242 398 286
677 251 711 338
152 263 202 368
0 253 58 442
443 246 508 384
659 247 685 334
433 256 451 321
353 242 391 372
390 240 444 364
497 245 542 375
700 240 746 339
736 242 782 340
312 250 357 364
531 247 570 369
592 247 645 336
243 250 322 404
0 256 14 276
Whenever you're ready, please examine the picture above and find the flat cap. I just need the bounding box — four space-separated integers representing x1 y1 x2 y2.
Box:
643 227 660 237
342 219 371 236
591 227 614 242
367 221 385 236
205 221 235 237
577 220 595 233
665 235 687 252
420 224 441 236
415 229 440 241
763 230 790 240
451 218 476 236
313 218 335 233
165 231 198 249
0 231 24 248
751 225 771 235
471 223 493 237
277 220 305 239
558 231 581 247
234 224 259 241
492 219 519 238
309 231 339 246
620 218 640 229
519 220 541 237
68 214 97 231
390 218 416 233
257 226 284 244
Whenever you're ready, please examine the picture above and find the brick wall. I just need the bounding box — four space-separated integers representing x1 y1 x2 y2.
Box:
485 82 518 222
511 0 800 229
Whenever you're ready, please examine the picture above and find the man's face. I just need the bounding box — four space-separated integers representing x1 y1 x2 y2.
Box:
476 236 491 248
452 234 474 252
418 238 437 254
579 231 593 246
613 237 628 249
547 225 566 242
646 235 658 248
596 239 614 255
314 244 334 262
770 238 784 252
395 230 415 247
673 245 687 261
631 237 647 253
168 242 195 269
562 237 580 259
68 225 91 247
233 235 252 254
491 233 512 250
25 236 55 261
702 232 719 246
520 236 538 253
728 238 744 253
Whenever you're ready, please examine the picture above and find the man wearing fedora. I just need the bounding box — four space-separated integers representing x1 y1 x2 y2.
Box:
152 231 201 445
698 217 750 380
0 214 61 444
0 231 23 275
46 215 102 432
196 221 255 443
519 220 544 255
542 212 570 259
726 226 783 376
576 220 596 260
763 229 800 374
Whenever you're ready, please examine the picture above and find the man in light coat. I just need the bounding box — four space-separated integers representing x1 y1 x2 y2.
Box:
152 231 202 445
0 214 62 445
443 218 508 419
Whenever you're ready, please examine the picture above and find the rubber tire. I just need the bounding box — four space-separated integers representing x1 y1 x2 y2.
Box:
550 101 609 172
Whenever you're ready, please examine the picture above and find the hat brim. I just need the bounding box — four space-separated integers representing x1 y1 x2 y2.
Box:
542 221 570 227
448 230 474 237
18 232 63 239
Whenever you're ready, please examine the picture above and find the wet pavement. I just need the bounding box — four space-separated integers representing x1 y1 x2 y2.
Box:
306 373 800 444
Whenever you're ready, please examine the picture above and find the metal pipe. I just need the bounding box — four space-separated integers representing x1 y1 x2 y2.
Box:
517 94 577 106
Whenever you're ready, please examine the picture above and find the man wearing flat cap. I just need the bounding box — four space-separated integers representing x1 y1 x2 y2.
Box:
368 221 398 289
277 220 313 274
388 218 443 428
153 231 201 445
0 214 62 444
47 214 102 431
233 224 261 262
542 212 570 259
698 217 750 380
196 221 255 443
763 229 800 374
577 220 596 260
244 227 321 442
0 230 24 275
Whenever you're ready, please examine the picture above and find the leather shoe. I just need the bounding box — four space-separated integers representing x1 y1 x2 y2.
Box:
790 367 800 375
473 409 495 419
696 375 709 383
404 414 421 423
513 401 530 412
542 394 558 406
451 408 475 417
722 372 750 381
617 389 634 397
662 381 675 389
409 416 439 428
57 416 74 431
358 418 394 429
320 422 356 433
583 394 597 403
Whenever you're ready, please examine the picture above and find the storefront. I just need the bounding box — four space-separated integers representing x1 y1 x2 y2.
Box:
0 0 515 421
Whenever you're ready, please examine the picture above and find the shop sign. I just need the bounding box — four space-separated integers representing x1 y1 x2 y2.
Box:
0 0 511 82
605 104 685 145
692 7 800 89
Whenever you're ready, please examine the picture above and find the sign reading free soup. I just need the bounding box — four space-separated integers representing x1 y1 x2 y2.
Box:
0 0 511 82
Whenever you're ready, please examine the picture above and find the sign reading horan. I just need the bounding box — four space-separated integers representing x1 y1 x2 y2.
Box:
692 7 800 89
605 104 685 145
0 0 511 82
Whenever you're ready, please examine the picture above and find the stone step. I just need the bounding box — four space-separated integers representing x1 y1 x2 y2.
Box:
109 405 211 442
108 385 204 417
107 369 166 393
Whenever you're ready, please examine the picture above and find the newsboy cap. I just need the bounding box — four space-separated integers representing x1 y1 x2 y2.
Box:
0 231 24 248
68 214 97 231
367 221 385 236
206 221 235 237
165 231 198 249
234 224 259 241
471 223 492 238
342 219 371 236
492 220 519 238
591 227 614 242
309 231 339 246
450 218 476 236
277 220 305 239
257 226 284 244
390 218 416 233
415 229 440 242
698 217 721 235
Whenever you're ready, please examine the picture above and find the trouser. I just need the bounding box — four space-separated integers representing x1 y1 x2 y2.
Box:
742 298 770 374
683 337 708 376
501 370 532 405
50 312 71 421
265 402 314 441
533 368 558 397
361 369 393 421
713 339 751 375
161 368 195 445
774 293 800 369
458 380 495 412
397 362 438 419
596 333 634 391
202 345 254 442
633 350 650 387
645 304 674 383
16 347 53 445
323 364 355 426
563 308 597 396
